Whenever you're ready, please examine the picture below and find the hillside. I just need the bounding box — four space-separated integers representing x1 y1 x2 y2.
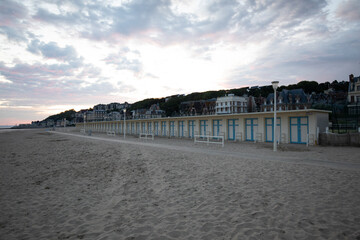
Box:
44 80 348 120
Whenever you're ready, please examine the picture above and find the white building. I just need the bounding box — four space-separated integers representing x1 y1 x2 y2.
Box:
215 94 247 114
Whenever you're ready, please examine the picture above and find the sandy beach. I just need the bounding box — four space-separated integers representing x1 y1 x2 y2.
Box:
0 129 359 240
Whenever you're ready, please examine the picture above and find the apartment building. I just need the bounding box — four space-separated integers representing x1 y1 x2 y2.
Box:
215 94 248 114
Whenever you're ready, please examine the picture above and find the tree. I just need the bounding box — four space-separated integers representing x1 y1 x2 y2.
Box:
317 82 330 93
44 109 76 122
296 81 318 94
129 98 164 111
330 80 348 92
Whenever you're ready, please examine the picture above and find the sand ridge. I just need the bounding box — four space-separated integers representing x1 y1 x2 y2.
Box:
0 129 359 239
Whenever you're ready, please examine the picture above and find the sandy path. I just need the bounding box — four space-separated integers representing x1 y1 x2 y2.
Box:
56 131 360 170
1 129 359 239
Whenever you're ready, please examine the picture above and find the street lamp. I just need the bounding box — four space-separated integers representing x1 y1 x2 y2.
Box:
123 108 126 139
272 81 279 152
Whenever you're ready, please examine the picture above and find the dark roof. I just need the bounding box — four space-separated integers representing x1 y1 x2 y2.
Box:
267 89 308 104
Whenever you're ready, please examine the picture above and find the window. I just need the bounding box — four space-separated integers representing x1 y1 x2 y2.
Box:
357 85 360 91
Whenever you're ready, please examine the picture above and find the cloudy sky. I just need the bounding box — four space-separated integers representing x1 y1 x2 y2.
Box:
1 0 360 125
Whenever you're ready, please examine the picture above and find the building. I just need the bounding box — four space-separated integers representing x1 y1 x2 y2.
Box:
85 110 106 122
215 94 248 114
180 99 216 116
106 102 131 111
105 111 121 121
131 109 147 119
77 109 330 145
75 110 87 123
348 74 360 115
132 104 165 119
261 89 311 112
94 104 107 111
146 104 165 118
107 102 122 111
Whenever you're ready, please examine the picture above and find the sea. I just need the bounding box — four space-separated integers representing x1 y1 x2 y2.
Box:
0 125 14 129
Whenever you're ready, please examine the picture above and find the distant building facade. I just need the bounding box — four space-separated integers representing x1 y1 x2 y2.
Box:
348 74 360 114
215 94 248 114
261 89 311 112
180 99 216 116
131 103 165 119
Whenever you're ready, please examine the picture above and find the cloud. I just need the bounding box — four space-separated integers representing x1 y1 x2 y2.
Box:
336 0 360 22
33 7 82 25
24 0 329 47
27 40 80 63
0 60 101 105
225 25 360 88
77 0 179 42
0 54 136 110
0 0 29 41
1 0 330 47
226 0 328 41
103 48 142 73
0 74 12 84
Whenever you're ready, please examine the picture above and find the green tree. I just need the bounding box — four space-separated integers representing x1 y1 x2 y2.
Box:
129 98 164 111
296 81 318 94
45 109 76 122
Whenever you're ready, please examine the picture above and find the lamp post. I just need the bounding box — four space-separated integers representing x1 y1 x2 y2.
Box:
272 81 279 152
123 108 126 139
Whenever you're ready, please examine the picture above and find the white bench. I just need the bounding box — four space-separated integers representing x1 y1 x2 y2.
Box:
194 135 224 147
139 133 154 140
107 131 116 136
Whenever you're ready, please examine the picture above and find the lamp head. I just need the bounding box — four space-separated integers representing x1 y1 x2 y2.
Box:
124 108 127 113
271 81 279 90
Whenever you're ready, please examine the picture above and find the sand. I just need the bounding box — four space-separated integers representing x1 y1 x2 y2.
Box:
0 129 359 240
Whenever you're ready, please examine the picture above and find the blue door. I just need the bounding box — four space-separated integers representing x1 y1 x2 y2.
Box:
141 122 146 133
147 122 152 134
161 121 167 136
265 118 281 142
245 118 258 141
131 123 135 134
189 120 195 138
136 122 140 134
179 121 184 137
228 119 238 140
154 122 159 136
170 121 175 137
290 117 308 144
200 120 208 136
213 120 222 137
